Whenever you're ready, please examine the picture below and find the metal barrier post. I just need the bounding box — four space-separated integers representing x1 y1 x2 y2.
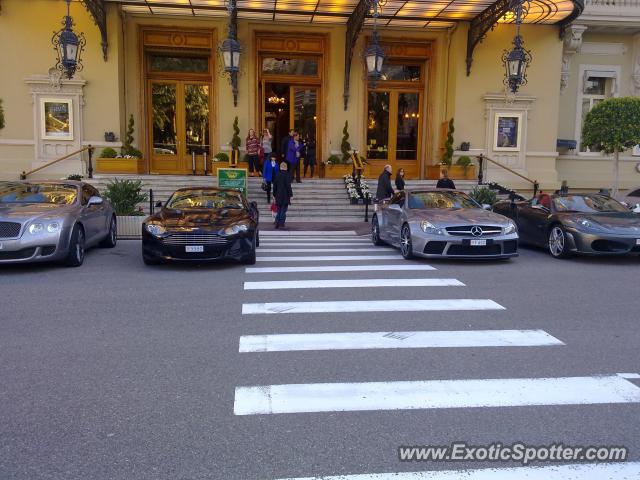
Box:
149 188 154 215
477 154 484 185
203 151 208 175
364 196 370 223
87 144 94 179
192 151 196 175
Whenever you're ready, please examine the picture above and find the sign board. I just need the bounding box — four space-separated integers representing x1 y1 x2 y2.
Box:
217 168 248 195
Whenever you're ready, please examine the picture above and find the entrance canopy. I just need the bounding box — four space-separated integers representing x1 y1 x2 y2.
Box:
107 0 577 27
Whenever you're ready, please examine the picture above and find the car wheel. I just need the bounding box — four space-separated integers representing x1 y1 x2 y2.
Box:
371 216 384 246
400 224 414 260
243 233 257 265
548 225 570 259
65 225 85 267
99 216 117 248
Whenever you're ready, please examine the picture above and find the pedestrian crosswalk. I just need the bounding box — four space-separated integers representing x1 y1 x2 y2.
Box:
234 230 639 478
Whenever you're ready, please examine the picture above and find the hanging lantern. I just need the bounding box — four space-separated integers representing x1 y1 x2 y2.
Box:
221 37 241 74
52 0 86 80
365 33 385 82
501 0 532 94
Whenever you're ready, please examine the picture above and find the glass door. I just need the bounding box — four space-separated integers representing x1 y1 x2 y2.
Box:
366 89 421 174
292 87 318 146
149 81 211 174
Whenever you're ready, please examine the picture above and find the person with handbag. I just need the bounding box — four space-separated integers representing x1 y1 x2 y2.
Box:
245 129 261 177
262 153 279 204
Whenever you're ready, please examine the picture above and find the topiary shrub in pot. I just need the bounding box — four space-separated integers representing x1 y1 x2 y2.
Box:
214 152 229 163
103 178 149 239
100 147 118 158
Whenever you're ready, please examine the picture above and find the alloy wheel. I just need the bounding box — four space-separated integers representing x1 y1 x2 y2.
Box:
549 226 565 257
400 225 413 259
76 230 85 263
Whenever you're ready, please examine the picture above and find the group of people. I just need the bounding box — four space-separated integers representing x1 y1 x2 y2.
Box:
245 128 317 183
375 165 456 201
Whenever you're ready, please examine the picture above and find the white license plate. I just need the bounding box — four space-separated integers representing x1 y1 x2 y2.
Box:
636 239 640 245
185 245 204 253
0 242 3 250
470 239 487 246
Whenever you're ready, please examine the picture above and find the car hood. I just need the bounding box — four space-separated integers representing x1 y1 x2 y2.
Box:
409 208 511 226
149 207 252 229
0 203 76 223
565 212 640 232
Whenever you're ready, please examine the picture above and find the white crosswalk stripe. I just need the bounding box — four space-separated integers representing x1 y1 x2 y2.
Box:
234 374 640 415
242 299 504 315
260 241 372 246
256 255 400 262
258 247 392 253
273 462 640 480
239 329 564 352
243 278 464 290
245 264 437 273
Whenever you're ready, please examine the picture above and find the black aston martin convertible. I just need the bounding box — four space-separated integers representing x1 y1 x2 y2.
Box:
142 187 259 265
493 192 640 258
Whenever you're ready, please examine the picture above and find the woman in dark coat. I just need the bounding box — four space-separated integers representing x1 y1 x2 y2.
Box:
272 162 293 229
262 153 280 203
395 168 406 191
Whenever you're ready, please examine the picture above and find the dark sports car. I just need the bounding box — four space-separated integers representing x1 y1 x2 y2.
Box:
493 192 640 258
142 187 259 265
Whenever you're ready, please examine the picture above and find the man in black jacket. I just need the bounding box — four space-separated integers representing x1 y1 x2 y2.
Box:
376 164 394 201
436 169 456 189
273 162 293 229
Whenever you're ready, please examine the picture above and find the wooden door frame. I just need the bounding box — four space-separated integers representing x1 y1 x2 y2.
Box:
139 26 217 175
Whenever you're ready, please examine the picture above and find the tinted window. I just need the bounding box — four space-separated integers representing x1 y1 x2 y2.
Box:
166 190 244 209
149 55 209 74
381 64 421 82
553 195 629 213
629 189 640 198
409 191 479 210
0 182 77 205
82 185 94 205
262 57 318 76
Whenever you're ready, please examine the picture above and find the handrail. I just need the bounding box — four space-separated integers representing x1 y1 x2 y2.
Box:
20 145 94 180
475 153 539 197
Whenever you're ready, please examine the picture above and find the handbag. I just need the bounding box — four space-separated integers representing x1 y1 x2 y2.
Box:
270 201 278 218
261 180 268 191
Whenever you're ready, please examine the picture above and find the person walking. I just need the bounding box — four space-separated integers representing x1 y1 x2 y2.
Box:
262 153 279 203
273 162 293 229
245 129 261 177
376 164 394 201
303 133 316 178
260 128 272 170
280 129 294 161
286 131 304 183
395 167 406 191
436 169 456 189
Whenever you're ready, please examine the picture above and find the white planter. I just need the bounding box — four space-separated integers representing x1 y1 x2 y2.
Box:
117 215 145 239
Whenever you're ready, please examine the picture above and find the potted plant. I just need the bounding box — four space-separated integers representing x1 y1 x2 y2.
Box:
453 155 476 180
427 118 455 179
469 186 498 207
96 114 144 174
102 178 148 239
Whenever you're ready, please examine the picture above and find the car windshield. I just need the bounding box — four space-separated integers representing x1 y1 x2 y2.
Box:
553 195 629 213
166 190 244 209
408 191 480 210
0 182 77 205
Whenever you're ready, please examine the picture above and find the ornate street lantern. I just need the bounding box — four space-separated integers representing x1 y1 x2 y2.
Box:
365 0 385 86
502 0 532 93
52 0 86 80
221 0 241 106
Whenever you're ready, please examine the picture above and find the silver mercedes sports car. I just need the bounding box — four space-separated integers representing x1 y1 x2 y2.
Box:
372 189 519 259
0 181 117 266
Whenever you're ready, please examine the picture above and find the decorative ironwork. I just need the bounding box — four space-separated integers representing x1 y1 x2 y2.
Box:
502 0 532 93
559 0 585 39
81 0 108 61
466 0 513 76
343 0 369 111
221 0 240 107
52 0 86 80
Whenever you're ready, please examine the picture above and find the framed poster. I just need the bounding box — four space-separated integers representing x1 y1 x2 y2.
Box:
493 113 521 151
40 98 73 140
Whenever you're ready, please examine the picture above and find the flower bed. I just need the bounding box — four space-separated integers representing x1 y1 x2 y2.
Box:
343 174 372 204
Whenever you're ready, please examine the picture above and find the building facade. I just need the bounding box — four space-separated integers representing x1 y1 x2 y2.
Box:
0 0 638 190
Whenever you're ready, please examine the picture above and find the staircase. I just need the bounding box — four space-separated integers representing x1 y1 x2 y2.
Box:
88 175 479 222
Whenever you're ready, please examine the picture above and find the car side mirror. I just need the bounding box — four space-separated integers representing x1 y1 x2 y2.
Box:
155 201 163 208
88 196 103 206
633 203 640 213
482 204 491 210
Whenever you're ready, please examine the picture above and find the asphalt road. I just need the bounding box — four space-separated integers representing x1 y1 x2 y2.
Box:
0 234 639 480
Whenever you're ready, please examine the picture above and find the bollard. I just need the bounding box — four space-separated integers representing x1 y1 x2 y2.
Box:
364 196 370 223
149 188 154 215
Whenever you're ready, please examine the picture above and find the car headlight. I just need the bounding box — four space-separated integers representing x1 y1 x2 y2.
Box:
503 221 517 235
145 223 167 237
28 223 44 235
223 224 250 236
420 221 444 235
575 217 606 232
46 222 61 233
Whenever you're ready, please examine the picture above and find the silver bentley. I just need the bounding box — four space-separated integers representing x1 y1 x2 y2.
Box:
0 181 117 266
372 189 519 259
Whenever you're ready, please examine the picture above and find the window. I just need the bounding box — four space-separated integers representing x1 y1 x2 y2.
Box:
381 64 421 82
81 185 94 205
261 57 318 76
577 66 619 152
148 54 209 74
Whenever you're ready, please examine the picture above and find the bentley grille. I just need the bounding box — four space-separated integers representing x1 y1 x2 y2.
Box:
446 225 502 237
0 221 21 239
